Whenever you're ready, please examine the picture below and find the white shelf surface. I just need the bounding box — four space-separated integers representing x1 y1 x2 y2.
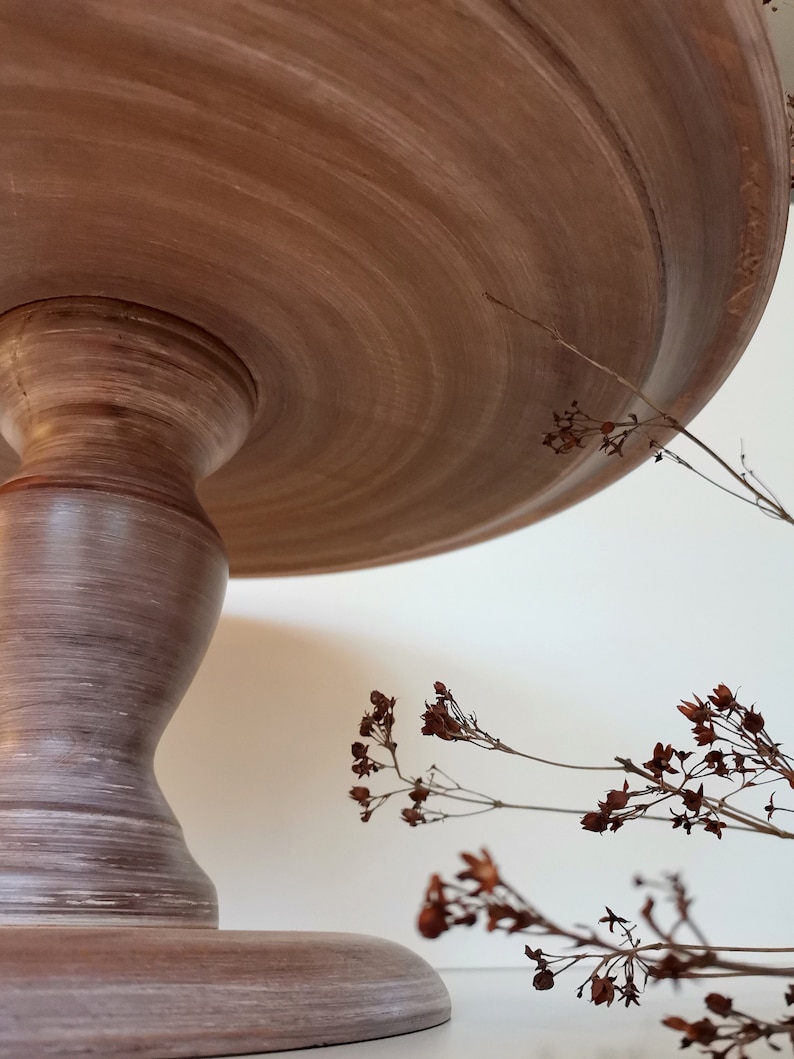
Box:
231 967 757 1059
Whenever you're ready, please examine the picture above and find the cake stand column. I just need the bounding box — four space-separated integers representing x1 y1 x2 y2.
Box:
0 297 256 926
0 297 450 1057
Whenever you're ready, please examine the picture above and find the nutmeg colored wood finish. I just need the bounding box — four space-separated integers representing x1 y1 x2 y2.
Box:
0 2 787 1056
0 298 256 926
0 0 787 575
0 297 451 1051
0 928 451 1057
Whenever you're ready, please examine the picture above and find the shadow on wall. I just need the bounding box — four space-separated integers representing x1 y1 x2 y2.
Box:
156 614 390 928
152 611 764 964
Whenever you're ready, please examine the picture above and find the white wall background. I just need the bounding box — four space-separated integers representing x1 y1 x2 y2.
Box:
156 207 793 971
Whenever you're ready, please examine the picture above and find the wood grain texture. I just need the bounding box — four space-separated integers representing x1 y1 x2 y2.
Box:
0 298 256 925
0 928 451 1057
0 1 786 575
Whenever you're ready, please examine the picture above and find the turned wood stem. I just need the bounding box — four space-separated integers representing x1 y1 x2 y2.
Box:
0 298 256 926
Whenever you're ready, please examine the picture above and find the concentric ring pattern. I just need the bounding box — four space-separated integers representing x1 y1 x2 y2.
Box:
0 1 786 573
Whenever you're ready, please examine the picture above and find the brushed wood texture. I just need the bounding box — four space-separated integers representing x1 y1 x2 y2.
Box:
0 928 451 1058
0 1 786 574
0 299 256 925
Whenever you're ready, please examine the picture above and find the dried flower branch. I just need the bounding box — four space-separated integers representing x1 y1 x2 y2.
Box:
352 680 794 1054
352 273 794 1053
484 292 794 527
663 995 794 1058
417 853 794 1055
419 682 622 771
350 687 622 827
352 683 793 839
418 855 794 978
581 684 794 842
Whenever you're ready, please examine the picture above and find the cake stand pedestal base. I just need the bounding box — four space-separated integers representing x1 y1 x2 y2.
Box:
0 300 448 1057
0 928 450 1058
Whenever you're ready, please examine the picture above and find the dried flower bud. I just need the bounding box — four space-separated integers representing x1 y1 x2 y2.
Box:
368 690 395 723
670 810 694 834
580 810 610 833
401 807 425 827
619 981 641 1008
663 1017 719 1046
643 742 678 777
351 758 374 778
590 976 616 1007
703 817 726 839
742 709 765 734
688 1019 719 1045
708 684 737 711
681 784 704 813
417 903 448 939
417 874 450 939
677 696 711 723
421 701 463 741
533 969 555 991
705 993 733 1017
599 781 629 812
704 749 729 776
457 850 501 894
692 723 718 746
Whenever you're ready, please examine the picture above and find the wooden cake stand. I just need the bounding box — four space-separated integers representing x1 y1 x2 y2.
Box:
0 3 787 1056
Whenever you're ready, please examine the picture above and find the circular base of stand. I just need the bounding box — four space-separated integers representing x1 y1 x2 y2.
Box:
0 928 451 1057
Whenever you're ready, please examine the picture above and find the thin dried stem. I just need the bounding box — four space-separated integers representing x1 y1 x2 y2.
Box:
483 291 794 526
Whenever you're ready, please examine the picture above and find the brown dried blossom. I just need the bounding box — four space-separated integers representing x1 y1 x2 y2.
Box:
350 682 593 827
742 709 765 735
401 806 425 826
352 675 794 874
538 389 794 528
417 874 450 940
351 688 507 826
417 856 794 1054
457 849 501 895
578 685 794 843
351 679 794 1057
480 286 794 530
662 993 794 1058
663 1017 719 1046
590 976 616 1007
643 742 678 778
421 700 464 741
384 293 794 1056
542 400 661 458
705 994 734 1018
580 810 611 834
